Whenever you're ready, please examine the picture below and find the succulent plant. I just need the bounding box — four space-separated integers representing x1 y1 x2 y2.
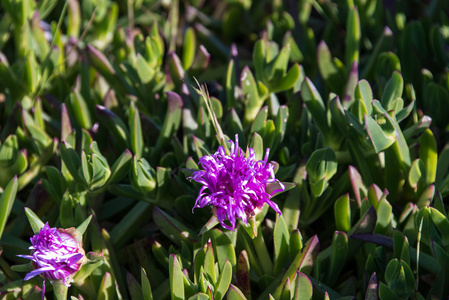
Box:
1 0 449 299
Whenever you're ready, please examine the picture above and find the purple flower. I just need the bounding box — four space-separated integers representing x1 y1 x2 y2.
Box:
190 135 284 231
18 223 86 286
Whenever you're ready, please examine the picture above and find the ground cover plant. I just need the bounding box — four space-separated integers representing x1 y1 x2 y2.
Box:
1 0 449 299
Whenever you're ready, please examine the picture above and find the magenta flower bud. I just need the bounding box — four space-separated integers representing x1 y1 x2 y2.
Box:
18 222 86 286
190 135 285 231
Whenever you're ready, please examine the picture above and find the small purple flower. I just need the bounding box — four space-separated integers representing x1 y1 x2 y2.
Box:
190 135 285 231
18 223 86 286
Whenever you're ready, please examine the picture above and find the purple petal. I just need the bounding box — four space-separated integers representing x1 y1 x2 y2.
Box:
24 266 55 281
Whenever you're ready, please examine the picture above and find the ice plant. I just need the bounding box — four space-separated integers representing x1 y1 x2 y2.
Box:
18 222 86 287
190 135 285 231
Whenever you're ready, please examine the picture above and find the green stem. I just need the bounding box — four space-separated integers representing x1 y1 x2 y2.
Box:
52 280 69 300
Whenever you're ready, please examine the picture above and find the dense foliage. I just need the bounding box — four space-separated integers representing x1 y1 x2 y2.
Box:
1 0 449 299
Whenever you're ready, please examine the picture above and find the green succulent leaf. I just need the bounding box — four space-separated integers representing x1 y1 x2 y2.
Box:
306 148 337 197
345 6 360 71
153 207 199 246
419 129 437 186
334 193 351 232
273 214 290 275
214 260 232 300
365 114 396 153
381 72 404 113
317 41 345 94
242 66 263 125
129 101 144 158
301 77 329 138
130 156 156 195
24 207 45 234
272 235 319 299
141 268 154 300
169 255 185 300
188 293 209 300
227 284 247 300
0 176 18 239
97 272 117 300
153 91 183 158
293 272 313 300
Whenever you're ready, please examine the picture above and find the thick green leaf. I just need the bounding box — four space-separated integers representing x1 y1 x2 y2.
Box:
188 293 209 300
419 129 437 186
204 241 216 283
169 255 185 300
0 135 18 164
430 207 449 247
317 41 345 94
130 156 156 195
384 259 415 298
280 277 292 300
272 63 301 93
153 91 183 158
227 284 247 300
381 72 403 112
60 191 75 228
110 201 152 248
272 235 319 299
242 66 263 125
345 6 360 70
327 231 348 286
141 268 154 300
354 79 373 116
334 193 351 232
152 241 169 270
167 52 186 88
365 114 396 153
59 142 83 184
301 77 329 137
293 272 312 300
235 251 251 299
273 214 289 275
272 105 289 152
97 272 117 300
400 21 426 93
201 228 236 271
45 166 66 201
96 105 130 146
0 176 18 239
24 207 44 234
374 198 392 235
76 215 92 236
183 27 196 70
424 82 449 127
226 59 237 109
101 229 129 299
190 45 210 71
129 101 144 158
69 89 92 130
365 273 378 300
408 159 425 193
214 260 232 300
135 54 156 83
109 150 133 184
250 107 268 138
306 148 337 197
37 0 58 19
289 229 303 262
153 207 199 246
378 282 399 300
